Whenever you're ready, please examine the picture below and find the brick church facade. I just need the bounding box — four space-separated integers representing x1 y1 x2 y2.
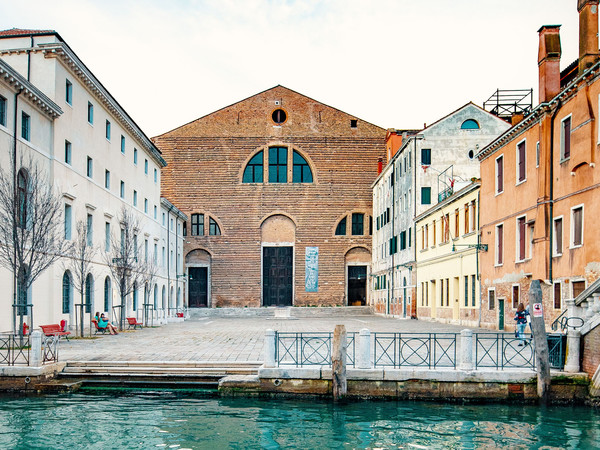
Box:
154 86 386 308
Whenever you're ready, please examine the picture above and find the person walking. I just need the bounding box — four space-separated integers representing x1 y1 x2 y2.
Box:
514 303 529 346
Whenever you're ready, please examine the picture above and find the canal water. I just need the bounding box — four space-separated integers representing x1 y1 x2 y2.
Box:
1 391 599 449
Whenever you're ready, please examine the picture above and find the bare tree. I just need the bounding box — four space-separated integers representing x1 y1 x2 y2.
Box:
104 206 146 330
64 220 96 337
142 254 159 326
0 151 69 335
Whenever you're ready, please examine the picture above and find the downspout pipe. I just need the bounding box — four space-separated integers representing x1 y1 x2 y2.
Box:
12 89 22 335
477 189 482 327
549 99 562 284
27 36 33 81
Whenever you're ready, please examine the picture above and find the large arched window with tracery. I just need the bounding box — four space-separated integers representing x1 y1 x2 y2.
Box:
292 151 313 183
243 151 263 183
242 147 314 184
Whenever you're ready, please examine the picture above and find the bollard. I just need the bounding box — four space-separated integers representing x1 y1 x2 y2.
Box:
357 328 371 369
564 330 581 373
332 324 347 401
459 329 474 371
264 329 276 368
30 330 42 367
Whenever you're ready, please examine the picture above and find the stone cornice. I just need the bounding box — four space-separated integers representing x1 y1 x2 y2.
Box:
1 42 166 167
0 59 62 119
476 61 600 162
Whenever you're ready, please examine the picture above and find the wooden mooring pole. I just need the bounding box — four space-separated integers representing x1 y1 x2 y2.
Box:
332 324 347 402
528 279 551 404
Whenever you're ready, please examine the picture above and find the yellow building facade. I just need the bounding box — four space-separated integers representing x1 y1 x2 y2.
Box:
415 182 482 327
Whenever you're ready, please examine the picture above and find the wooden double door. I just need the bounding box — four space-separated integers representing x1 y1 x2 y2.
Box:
263 246 293 307
188 267 208 307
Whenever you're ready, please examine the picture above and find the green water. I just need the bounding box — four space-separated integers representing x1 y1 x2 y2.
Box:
0 392 598 449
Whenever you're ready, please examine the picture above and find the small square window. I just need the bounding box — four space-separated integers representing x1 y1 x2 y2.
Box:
421 148 431 165
350 119 358 128
421 187 431 205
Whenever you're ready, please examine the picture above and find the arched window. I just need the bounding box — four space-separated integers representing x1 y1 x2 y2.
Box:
293 151 313 183
104 277 111 312
62 271 72 314
335 217 347 236
17 168 29 229
209 217 221 235
162 286 166 310
191 213 204 236
243 151 263 183
133 282 138 311
461 119 480 130
85 273 93 313
154 283 158 309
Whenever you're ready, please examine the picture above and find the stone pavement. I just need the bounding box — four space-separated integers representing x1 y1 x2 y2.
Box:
58 315 487 363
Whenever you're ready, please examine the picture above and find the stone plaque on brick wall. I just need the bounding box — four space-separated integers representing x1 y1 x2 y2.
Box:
305 247 319 292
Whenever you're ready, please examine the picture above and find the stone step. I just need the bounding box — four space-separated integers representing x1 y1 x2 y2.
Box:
61 367 258 376
188 306 373 319
65 360 262 369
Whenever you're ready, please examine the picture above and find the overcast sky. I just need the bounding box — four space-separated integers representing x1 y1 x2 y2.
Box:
0 0 581 137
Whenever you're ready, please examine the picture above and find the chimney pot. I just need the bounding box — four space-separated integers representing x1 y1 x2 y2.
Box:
538 25 562 103
578 0 600 74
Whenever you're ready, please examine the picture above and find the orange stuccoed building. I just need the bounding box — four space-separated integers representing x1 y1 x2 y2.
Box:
477 0 600 335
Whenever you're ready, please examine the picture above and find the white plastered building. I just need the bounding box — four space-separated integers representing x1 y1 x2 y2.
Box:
0 29 186 332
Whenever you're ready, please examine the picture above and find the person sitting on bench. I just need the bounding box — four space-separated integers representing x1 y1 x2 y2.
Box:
94 312 119 335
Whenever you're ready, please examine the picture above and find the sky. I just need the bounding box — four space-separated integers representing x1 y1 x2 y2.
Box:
0 0 581 137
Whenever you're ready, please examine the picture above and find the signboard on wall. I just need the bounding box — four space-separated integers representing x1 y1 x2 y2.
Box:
305 247 318 292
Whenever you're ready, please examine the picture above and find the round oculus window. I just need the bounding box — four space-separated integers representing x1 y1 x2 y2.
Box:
272 109 287 124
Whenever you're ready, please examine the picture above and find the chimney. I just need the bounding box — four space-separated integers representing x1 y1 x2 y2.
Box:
538 25 562 103
578 0 600 74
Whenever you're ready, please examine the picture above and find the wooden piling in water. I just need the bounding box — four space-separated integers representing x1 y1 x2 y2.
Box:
528 279 551 404
332 324 347 401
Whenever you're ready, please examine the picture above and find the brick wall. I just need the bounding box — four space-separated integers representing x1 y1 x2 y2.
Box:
582 325 600 377
154 86 386 307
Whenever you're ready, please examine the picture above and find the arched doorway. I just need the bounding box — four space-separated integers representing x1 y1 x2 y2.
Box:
345 247 371 306
261 214 295 306
186 249 211 307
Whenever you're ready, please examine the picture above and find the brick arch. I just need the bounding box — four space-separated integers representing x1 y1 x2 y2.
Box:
259 211 298 228
185 248 212 265
260 214 296 243
344 246 371 263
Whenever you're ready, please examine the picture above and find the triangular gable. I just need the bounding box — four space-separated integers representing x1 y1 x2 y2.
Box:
422 102 510 135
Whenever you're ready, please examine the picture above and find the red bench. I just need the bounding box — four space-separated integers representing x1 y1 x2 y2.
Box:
126 317 142 329
91 319 109 334
40 324 71 340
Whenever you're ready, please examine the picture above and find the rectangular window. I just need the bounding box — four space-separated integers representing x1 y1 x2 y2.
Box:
86 214 93 246
432 220 436 246
488 289 495 310
464 276 469 307
144 239 148 263
121 135 125 154
154 205 157 219
421 148 431 165
352 213 364 235
571 205 583 247
561 116 571 159
86 156 93 178
471 275 476 307
512 285 519 309
65 140 72 165
162 246 165 268
0 95 6 126
154 168 158 183
517 140 526 183
268 147 287 183
104 170 110 189
517 216 526 261
442 214 450 243
65 79 72 105
87 102 93 124
133 190 138 207
421 187 431 205
454 209 459 238
21 112 30 141
133 148 138 164
464 203 469 235
495 155 504 193
495 223 503 265
162 212 166 226
400 231 406 250
470 201 476 232
553 217 563 256
424 224 428 248
191 213 204 236
144 159 148 175
572 280 585 299
64 204 72 240
120 181 125 199
154 243 158 263
554 282 561 309
105 222 111 252
536 141 540 168
144 198 148 213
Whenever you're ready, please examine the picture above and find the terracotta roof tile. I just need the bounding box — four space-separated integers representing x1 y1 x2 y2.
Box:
0 28 55 37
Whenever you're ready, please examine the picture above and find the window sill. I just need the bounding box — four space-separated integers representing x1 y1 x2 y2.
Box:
439 241 450 247
494 263 503 268
462 231 477 238
569 244 583 250
515 179 526 186
495 190 504 197
553 253 563 258
560 157 570 164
